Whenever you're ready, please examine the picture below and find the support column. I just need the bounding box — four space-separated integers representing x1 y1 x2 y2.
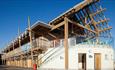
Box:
64 17 69 70
28 16 34 66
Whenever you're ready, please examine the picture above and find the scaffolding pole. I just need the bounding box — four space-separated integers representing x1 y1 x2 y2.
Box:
28 16 34 67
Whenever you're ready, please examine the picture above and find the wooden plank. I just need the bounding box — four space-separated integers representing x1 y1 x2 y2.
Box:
64 17 69 70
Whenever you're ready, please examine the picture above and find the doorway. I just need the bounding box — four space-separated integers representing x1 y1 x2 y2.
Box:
78 53 86 70
94 53 101 70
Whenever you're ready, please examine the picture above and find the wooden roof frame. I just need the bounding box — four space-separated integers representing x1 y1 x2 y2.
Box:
3 0 112 56
2 0 100 53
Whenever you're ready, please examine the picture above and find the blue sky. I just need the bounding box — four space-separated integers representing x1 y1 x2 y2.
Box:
0 0 115 51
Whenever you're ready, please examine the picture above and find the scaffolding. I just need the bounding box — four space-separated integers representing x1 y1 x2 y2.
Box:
1 0 112 70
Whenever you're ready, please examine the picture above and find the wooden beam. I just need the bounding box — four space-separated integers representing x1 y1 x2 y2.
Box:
97 18 109 24
51 21 65 30
74 0 99 11
28 16 34 66
91 8 106 16
18 26 21 48
64 17 69 70
31 30 42 36
99 26 112 32
50 24 64 32
18 26 23 67
89 14 99 36
13 43 15 66
48 33 57 39
49 0 99 25
18 38 21 48
66 17 97 34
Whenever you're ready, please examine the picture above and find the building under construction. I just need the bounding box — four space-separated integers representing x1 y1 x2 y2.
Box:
1 0 114 70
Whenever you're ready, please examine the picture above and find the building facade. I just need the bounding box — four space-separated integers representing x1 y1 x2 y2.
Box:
2 0 114 70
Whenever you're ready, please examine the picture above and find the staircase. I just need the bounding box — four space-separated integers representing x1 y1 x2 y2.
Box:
37 46 63 67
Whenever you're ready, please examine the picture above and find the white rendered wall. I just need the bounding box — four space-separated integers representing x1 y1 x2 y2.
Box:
76 44 114 70
39 44 114 70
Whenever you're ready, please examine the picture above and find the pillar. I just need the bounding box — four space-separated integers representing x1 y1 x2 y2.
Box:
64 17 69 70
